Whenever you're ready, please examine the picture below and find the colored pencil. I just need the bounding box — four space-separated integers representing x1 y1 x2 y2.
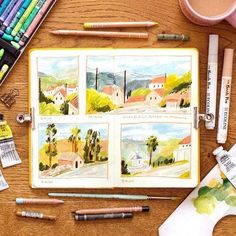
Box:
16 198 64 205
50 30 149 39
48 193 179 200
72 206 150 214
83 21 158 29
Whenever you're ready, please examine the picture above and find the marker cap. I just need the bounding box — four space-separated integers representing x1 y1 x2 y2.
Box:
2 33 13 41
209 35 219 55
223 48 234 77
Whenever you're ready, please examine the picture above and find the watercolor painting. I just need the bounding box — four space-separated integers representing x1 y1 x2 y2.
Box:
38 57 79 116
38 123 109 178
193 172 236 215
86 56 192 114
121 123 191 178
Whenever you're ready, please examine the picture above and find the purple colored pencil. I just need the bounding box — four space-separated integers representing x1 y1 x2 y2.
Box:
0 0 17 23
19 0 55 46
2 0 24 29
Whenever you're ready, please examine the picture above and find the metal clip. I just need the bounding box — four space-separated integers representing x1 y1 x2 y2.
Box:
194 107 214 129
16 108 35 130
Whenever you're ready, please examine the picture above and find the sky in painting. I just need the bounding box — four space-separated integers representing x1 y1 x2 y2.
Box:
121 123 191 141
37 57 79 80
87 56 191 80
38 123 108 148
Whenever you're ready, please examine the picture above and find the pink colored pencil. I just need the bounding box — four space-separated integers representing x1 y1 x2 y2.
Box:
50 30 149 39
19 0 55 46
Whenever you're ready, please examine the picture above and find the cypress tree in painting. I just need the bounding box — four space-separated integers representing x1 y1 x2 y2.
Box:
146 136 159 166
45 123 57 168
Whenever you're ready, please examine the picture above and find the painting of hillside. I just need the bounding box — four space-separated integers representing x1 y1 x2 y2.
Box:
121 123 191 178
38 123 109 178
37 57 79 116
86 56 192 114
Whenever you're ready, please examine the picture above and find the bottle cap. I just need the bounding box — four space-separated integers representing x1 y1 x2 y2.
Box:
212 146 224 156
209 35 219 55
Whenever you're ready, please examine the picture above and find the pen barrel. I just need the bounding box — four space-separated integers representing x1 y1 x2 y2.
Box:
16 211 56 221
53 30 149 39
75 212 133 221
75 206 149 214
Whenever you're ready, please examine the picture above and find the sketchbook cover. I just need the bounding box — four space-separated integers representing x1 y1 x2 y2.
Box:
28 48 200 188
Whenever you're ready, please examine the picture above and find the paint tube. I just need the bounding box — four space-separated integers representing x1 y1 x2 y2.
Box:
0 170 9 191
213 146 236 188
0 114 21 168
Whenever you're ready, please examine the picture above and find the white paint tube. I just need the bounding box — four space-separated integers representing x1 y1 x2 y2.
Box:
213 146 236 188
217 49 234 144
205 35 219 129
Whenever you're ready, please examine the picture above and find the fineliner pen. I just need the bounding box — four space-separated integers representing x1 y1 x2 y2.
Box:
217 48 234 144
205 35 219 129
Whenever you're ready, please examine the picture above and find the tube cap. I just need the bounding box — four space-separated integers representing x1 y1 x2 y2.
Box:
212 146 224 156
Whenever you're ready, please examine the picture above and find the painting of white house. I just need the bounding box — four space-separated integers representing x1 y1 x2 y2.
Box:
121 123 192 178
86 56 192 114
38 123 109 179
38 57 79 116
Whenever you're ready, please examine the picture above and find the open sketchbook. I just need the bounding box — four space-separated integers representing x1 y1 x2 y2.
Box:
27 48 200 188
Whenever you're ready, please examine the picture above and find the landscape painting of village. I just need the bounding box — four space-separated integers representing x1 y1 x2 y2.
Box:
121 123 191 178
37 57 79 116
38 123 109 178
86 56 192 114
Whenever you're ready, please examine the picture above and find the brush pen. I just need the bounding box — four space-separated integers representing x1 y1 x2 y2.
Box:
75 212 133 221
48 193 179 200
72 206 149 215
16 198 64 205
51 30 149 39
16 211 56 221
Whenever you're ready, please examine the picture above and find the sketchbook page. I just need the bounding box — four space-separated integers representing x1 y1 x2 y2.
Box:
29 50 114 188
84 48 199 188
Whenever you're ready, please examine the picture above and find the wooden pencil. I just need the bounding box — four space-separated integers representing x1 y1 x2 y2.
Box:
51 30 149 39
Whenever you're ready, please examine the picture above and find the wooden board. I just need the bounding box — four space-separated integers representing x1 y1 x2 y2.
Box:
0 0 236 235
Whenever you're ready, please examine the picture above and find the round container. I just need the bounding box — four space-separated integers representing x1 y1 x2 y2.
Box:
179 0 236 27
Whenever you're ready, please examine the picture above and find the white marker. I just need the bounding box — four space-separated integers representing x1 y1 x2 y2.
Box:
205 35 219 129
217 48 234 144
